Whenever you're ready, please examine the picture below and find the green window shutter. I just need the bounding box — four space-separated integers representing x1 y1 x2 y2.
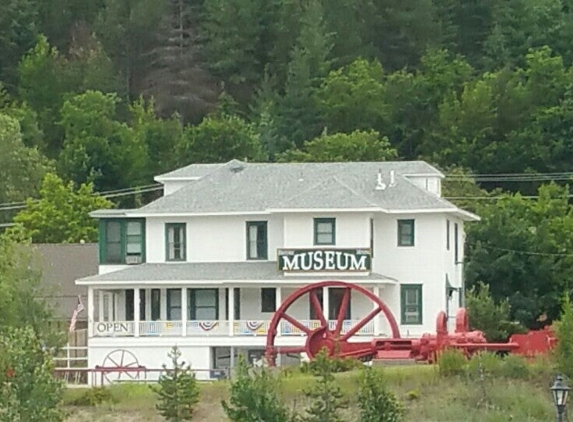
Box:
400 284 423 325
314 218 336 245
189 289 196 320
398 219 415 247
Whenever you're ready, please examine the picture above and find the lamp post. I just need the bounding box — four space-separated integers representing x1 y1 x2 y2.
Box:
551 375 570 422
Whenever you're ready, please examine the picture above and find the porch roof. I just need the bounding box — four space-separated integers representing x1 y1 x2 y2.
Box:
76 262 396 285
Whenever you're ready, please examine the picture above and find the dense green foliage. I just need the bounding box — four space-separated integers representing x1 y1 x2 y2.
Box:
2 0 573 327
0 326 65 421
152 346 200 421
221 356 294 422
555 295 573 379
357 368 403 422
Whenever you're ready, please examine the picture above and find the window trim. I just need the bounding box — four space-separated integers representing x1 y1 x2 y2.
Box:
165 223 187 262
246 221 268 260
189 288 219 321
397 219 415 247
261 288 276 313
400 284 423 325
99 219 145 264
314 218 336 245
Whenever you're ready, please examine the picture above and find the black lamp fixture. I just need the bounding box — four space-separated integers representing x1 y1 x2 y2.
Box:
551 375 570 422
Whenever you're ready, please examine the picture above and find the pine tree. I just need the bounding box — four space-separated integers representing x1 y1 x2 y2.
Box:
302 349 345 422
152 346 200 421
357 368 403 422
221 355 293 422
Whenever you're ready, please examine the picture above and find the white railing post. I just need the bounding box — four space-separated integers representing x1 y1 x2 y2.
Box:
228 287 235 336
372 285 380 335
276 286 282 336
181 287 187 337
134 288 140 337
88 286 94 337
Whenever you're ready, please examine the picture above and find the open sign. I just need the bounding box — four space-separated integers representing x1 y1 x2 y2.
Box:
96 322 132 334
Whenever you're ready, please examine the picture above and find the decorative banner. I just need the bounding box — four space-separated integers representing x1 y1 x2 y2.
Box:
246 321 264 331
277 249 371 272
198 321 219 331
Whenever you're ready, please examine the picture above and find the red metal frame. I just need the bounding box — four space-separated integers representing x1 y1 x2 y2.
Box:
265 281 556 366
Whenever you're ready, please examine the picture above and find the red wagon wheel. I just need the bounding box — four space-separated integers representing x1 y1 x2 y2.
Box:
265 281 400 366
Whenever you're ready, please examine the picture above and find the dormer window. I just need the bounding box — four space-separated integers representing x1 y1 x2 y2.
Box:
314 218 336 245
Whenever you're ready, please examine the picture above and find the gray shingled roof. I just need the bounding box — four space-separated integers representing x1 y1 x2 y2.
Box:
77 262 394 283
156 163 224 180
135 160 459 215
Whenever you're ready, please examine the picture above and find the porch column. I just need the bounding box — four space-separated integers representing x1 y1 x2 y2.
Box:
228 287 235 336
134 288 140 337
98 291 104 322
322 287 329 323
181 287 188 336
275 287 282 337
88 286 94 337
372 286 380 335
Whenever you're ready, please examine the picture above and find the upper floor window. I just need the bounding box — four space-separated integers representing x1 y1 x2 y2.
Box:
401 284 422 325
314 218 336 245
397 219 415 247
166 223 186 261
100 219 145 264
446 220 450 251
247 221 268 260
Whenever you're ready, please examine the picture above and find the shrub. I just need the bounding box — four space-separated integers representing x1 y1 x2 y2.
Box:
466 282 525 342
69 387 115 406
467 352 502 379
500 355 530 379
151 346 200 421
300 353 362 375
555 293 573 379
303 349 346 422
0 327 65 422
222 355 294 422
437 349 466 377
357 368 403 422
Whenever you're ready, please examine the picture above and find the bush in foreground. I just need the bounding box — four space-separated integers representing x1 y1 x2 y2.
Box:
0 326 65 422
222 355 294 422
151 346 200 421
357 367 403 422
555 294 573 380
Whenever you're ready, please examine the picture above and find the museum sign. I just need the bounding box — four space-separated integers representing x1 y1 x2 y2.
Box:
277 248 371 272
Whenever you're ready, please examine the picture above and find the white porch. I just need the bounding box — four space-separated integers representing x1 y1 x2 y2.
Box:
87 285 395 339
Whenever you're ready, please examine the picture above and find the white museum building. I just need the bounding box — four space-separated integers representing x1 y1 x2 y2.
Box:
76 159 479 382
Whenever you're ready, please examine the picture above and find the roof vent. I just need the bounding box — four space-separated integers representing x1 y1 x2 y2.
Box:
389 170 396 187
229 161 245 173
375 170 386 190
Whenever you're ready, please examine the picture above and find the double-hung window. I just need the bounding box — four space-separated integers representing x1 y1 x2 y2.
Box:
166 223 186 261
247 221 268 260
401 284 422 325
100 219 145 264
397 219 415 247
167 288 182 320
189 289 219 320
314 218 335 245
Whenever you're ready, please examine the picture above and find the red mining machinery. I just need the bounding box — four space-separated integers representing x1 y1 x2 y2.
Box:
265 281 556 365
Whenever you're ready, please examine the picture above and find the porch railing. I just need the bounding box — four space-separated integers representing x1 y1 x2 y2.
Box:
92 319 375 337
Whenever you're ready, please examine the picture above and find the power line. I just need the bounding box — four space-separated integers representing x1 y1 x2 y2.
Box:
471 244 573 257
0 185 163 212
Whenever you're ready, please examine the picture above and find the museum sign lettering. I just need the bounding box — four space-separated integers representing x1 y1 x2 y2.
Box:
278 249 371 272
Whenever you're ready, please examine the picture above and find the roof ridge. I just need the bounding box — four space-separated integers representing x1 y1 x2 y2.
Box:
400 176 456 209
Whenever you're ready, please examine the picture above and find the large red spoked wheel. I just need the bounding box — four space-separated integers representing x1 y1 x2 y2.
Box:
265 281 400 366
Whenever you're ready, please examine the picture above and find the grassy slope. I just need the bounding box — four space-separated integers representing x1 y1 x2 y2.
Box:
64 365 558 421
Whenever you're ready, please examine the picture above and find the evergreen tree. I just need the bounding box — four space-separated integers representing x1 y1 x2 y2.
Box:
152 346 200 422
357 368 403 422
221 355 293 422
303 349 345 422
